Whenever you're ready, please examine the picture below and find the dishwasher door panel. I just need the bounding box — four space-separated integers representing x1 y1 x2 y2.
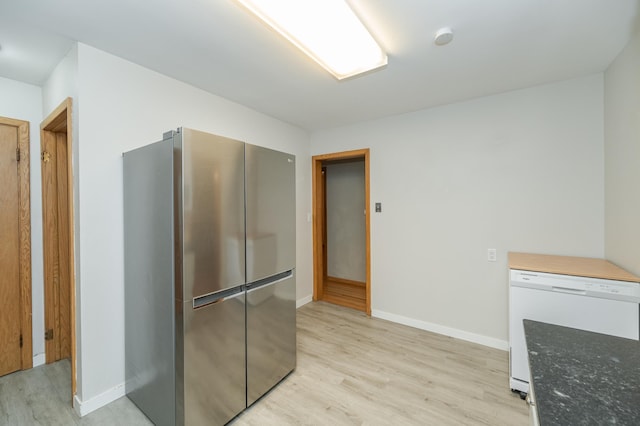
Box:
246 272 296 406
509 285 639 391
182 288 246 425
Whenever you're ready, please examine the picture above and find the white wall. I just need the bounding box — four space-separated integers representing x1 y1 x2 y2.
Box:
311 74 605 348
73 43 312 410
0 76 45 364
604 28 640 276
326 161 366 282
42 45 78 114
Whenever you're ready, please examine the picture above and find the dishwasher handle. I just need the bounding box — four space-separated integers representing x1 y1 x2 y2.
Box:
552 286 587 295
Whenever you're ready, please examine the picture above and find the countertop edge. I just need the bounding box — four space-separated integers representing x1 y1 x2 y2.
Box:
508 252 640 282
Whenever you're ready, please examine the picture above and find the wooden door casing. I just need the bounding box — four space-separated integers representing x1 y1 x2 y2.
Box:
312 149 371 315
321 167 328 282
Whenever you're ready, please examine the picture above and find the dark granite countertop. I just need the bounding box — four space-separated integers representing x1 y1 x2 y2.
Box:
524 320 640 425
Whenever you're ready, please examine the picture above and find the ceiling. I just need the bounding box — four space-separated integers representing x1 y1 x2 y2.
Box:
1 0 638 131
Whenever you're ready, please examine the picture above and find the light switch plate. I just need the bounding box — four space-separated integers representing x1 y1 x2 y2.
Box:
488 248 497 262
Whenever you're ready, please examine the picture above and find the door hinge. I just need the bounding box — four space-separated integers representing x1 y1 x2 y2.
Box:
16 147 20 162
45 329 54 341
20 334 23 348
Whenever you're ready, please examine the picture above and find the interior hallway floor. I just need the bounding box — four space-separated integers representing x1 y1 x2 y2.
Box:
0 358 150 425
321 278 367 312
0 302 527 425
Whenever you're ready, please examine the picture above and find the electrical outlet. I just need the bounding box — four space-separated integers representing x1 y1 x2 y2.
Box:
488 248 497 262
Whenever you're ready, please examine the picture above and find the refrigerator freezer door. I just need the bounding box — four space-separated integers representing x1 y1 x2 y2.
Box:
246 271 296 406
245 144 296 282
181 288 246 425
178 129 245 301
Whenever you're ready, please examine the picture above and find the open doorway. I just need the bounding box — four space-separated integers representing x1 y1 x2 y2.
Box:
312 149 370 314
40 97 77 399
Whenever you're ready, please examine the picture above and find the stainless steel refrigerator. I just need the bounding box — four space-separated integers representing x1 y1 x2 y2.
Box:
123 128 296 426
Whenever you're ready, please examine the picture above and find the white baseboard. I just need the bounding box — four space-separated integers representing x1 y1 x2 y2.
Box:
32 353 46 367
296 295 313 308
73 382 126 417
71 296 311 417
371 309 508 351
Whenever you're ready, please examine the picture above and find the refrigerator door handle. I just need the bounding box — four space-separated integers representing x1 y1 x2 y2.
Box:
193 285 244 309
246 270 293 293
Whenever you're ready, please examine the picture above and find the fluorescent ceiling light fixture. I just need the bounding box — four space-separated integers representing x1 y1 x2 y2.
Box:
236 0 387 80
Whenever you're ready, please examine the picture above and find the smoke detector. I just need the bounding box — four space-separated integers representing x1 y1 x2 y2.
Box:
434 27 454 46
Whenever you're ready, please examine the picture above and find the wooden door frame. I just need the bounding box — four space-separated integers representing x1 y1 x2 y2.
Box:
312 149 371 315
0 116 32 371
40 97 76 397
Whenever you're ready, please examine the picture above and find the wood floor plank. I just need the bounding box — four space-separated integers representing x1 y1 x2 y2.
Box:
232 301 528 425
323 278 367 312
0 301 527 425
0 359 151 425
324 279 366 298
321 293 366 311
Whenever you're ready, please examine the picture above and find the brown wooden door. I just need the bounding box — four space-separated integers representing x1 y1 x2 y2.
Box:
0 123 22 376
41 131 71 363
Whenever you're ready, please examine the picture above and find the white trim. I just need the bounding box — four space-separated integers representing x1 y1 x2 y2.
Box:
32 353 46 367
71 295 313 417
296 294 313 309
371 309 508 351
73 382 126 417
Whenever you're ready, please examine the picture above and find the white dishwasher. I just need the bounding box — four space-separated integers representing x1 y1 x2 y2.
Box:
509 269 640 395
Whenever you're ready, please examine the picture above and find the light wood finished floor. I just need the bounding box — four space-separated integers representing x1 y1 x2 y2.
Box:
233 301 527 425
0 302 527 425
0 358 151 425
321 278 367 312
